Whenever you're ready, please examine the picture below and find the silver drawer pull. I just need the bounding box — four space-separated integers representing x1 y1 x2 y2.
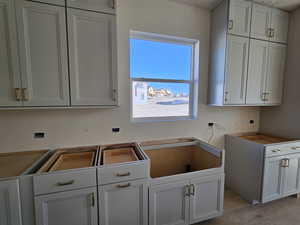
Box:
291 147 300 150
56 180 75 186
116 172 131 177
272 149 281 153
116 183 131 188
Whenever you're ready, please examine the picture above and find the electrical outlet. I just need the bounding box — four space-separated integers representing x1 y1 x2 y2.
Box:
34 132 45 139
208 122 215 127
112 128 120 133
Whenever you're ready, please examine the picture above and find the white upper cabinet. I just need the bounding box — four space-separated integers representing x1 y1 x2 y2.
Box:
0 179 23 225
0 0 22 107
228 0 252 37
67 0 116 14
270 9 289 44
35 187 98 225
251 3 289 44
68 8 117 106
16 1 70 107
224 35 249 105
246 39 268 105
265 43 286 105
251 3 272 41
99 180 148 225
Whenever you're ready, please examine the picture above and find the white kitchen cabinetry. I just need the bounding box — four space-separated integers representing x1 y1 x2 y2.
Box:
0 179 23 225
224 35 249 105
16 1 70 107
209 0 288 106
0 0 22 107
265 42 286 105
99 179 148 225
67 0 116 14
226 133 300 204
251 3 289 44
149 175 224 225
247 40 286 105
28 0 65 6
68 8 117 106
149 180 190 225
228 0 252 37
35 187 98 225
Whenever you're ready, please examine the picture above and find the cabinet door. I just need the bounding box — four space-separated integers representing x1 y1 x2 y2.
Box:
149 180 190 225
224 35 249 105
35 187 98 225
246 39 268 105
0 179 22 225
265 43 286 105
0 0 22 107
270 9 289 44
16 1 69 106
282 154 300 196
251 3 272 41
68 8 117 106
190 175 224 224
67 0 115 14
99 180 148 225
228 0 252 37
262 157 284 203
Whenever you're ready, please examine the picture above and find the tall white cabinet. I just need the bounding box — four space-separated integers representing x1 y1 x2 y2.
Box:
208 0 289 106
0 0 22 107
0 179 23 225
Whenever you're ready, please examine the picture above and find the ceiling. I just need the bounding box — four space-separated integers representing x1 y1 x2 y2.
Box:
171 0 300 11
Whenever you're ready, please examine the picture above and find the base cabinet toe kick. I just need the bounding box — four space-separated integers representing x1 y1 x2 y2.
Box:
0 138 225 225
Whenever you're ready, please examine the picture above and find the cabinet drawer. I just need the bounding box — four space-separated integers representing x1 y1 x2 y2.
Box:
98 163 148 185
33 168 96 195
265 141 300 157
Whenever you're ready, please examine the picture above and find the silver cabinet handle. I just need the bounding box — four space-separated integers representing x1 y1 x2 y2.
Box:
116 172 131 177
90 193 95 207
112 89 117 102
228 19 234 30
15 88 22 101
56 180 75 186
111 0 115 9
285 159 290 167
224 91 229 102
271 28 275 38
291 146 300 150
184 185 190 197
190 184 195 196
116 183 131 188
22 88 29 101
281 159 290 168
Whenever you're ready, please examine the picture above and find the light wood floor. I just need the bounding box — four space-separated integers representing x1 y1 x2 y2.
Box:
197 190 300 225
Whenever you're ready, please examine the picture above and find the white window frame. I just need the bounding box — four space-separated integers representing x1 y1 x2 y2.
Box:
130 31 200 123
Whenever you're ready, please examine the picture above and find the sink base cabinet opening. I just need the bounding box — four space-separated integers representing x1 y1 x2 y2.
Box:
142 141 225 225
145 145 222 179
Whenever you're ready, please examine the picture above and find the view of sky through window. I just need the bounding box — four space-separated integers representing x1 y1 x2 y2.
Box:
130 38 194 120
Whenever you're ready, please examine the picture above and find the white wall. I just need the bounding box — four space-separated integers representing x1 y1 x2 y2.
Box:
260 8 300 138
0 0 259 153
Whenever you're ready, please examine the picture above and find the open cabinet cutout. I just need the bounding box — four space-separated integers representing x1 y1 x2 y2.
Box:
38 146 98 173
145 145 221 178
100 143 142 165
0 150 48 178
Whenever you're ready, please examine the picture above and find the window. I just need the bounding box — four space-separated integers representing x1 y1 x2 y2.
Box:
130 31 199 122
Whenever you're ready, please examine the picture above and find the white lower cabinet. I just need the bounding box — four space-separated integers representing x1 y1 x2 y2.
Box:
190 175 224 224
262 154 300 203
149 175 224 225
0 179 22 225
98 179 148 225
149 180 190 225
35 187 98 225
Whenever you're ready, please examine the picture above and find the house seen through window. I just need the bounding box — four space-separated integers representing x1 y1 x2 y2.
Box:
130 31 199 122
